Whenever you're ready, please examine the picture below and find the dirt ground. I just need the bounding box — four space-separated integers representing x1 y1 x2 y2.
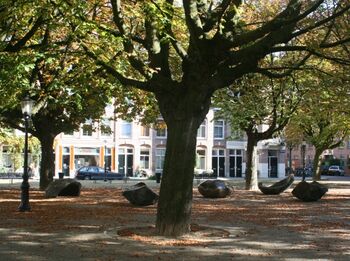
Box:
0 179 349 261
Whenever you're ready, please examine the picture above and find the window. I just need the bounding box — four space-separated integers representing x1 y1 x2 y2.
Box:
156 121 167 137
156 148 166 170
197 120 206 138
101 118 112 136
120 121 132 137
196 149 206 169
140 126 150 137
82 120 93 136
140 148 150 169
214 120 224 139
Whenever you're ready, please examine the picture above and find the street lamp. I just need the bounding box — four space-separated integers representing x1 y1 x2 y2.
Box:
19 95 34 212
301 141 307 181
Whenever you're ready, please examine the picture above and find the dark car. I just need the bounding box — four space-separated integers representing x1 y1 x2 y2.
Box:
75 166 124 180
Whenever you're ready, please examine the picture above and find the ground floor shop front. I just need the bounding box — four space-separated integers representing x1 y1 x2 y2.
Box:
54 140 286 179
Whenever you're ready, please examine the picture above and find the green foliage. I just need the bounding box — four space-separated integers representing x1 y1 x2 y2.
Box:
214 72 302 138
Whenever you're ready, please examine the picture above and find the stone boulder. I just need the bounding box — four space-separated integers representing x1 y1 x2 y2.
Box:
122 182 159 206
292 181 328 202
45 179 82 198
198 180 233 198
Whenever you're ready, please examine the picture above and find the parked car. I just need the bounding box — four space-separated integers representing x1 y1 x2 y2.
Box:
75 166 124 180
327 165 345 176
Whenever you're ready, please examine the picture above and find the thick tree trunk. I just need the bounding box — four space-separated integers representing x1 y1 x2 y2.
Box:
38 135 55 190
313 148 323 181
156 116 201 236
153 79 211 237
245 136 258 190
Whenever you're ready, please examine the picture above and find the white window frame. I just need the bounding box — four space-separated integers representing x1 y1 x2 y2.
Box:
156 121 167 138
120 121 132 138
196 149 206 170
140 125 150 137
82 120 93 136
155 148 166 171
140 147 150 169
197 120 206 138
213 120 225 139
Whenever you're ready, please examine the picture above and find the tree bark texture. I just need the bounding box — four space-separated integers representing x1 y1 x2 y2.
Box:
313 149 323 181
245 136 259 190
155 88 210 237
38 135 55 190
156 116 201 236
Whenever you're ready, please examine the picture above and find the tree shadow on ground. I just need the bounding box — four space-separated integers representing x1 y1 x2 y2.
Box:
0 186 349 260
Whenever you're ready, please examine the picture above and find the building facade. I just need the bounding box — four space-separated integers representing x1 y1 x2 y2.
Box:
53 108 286 179
286 141 350 175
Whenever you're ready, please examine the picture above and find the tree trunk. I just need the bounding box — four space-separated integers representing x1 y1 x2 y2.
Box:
245 136 258 190
156 115 202 237
38 135 55 190
313 148 323 181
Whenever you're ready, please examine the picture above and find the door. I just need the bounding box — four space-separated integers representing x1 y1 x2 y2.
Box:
219 157 225 177
236 156 242 177
268 150 278 178
229 156 235 177
212 157 218 177
229 149 243 177
212 149 225 177
118 148 134 177
118 154 125 175
127 154 133 176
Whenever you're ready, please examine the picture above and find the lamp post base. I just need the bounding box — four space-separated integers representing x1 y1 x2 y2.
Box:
18 181 31 212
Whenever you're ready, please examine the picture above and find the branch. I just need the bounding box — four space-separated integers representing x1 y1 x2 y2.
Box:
291 3 350 39
4 15 44 52
256 54 311 78
202 0 234 33
228 0 306 47
82 45 154 92
183 0 204 41
110 0 133 52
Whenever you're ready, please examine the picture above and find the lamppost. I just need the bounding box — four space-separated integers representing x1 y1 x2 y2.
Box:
301 141 307 181
19 95 34 212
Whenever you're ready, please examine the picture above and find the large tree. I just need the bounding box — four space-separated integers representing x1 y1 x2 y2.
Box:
286 65 350 180
214 74 302 190
0 52 114 189
0 2 117 189
0 1 159 189
75 0 350 236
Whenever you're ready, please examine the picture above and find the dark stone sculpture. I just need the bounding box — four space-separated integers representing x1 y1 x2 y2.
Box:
122 182 159 206
198 180 233 198
45 178 82 198
292 181 328 202
258 175 294 195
